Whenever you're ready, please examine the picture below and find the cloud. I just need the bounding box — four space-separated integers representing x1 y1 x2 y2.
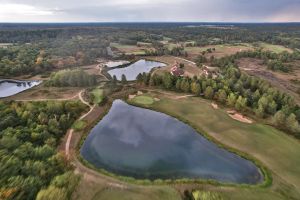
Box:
0 3 54 16
0 0 299 22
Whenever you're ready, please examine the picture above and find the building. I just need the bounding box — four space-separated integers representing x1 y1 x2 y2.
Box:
170 62 184 77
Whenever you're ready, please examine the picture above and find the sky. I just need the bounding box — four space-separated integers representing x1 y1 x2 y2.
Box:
0 0 300 23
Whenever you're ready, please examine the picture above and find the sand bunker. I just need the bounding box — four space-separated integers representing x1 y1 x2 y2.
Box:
128 94 136 100
211 103 219 109
227 110 253 124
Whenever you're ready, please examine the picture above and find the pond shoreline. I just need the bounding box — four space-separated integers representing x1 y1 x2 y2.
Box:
75 95 272 188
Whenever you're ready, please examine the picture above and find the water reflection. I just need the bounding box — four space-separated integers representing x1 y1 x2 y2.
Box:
81 100 262 184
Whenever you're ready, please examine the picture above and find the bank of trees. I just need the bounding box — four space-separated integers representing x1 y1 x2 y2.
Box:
137 65 300 138
0 101 86 200
211 49 300 72
46 69 97 87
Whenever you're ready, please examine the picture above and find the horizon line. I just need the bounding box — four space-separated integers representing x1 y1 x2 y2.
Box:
0 21 300 24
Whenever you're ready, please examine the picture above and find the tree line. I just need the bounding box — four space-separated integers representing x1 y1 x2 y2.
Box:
135 66 300 138
46 69 97 87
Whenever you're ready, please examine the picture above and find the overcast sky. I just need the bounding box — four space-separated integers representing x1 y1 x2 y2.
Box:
0 0 300 22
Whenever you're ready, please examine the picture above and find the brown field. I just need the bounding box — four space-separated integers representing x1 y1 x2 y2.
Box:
110 42 155 55
237 58 300 104
3 84 83 101
185 44 254 60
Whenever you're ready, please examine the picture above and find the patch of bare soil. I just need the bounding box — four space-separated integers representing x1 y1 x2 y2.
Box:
128 94 136 99
211 103 218 109
227 110 253 124
3 85 83 101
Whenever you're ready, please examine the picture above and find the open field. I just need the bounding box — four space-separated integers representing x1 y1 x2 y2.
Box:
146 55 203 77
131 95 154 105
237 58 300 104
73 177 181 200
131 90 300 200
185 43 254 60
2 84 83 101
256 42 294 53
110 42 155 55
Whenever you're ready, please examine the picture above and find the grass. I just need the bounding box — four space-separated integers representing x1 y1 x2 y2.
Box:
257 42 293 53
72 120 87 131
110 42 149 55
91 187 180 200
132 95 155 105
142 93 300 200
91 88 104 105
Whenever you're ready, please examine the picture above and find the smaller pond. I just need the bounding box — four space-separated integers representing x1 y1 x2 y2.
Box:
0 79 41 98
107 59 166 81
81 100 263 184
105 61 130 68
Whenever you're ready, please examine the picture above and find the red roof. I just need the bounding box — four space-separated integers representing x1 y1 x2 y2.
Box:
170 65 184 76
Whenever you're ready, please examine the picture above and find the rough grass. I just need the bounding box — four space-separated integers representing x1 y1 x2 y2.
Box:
257 43 293 53
145 94 300 200
185 44 254 59
72 120 87 131
91 187 180 200
132 95 155 105
110 42 150 55
92 88 104 104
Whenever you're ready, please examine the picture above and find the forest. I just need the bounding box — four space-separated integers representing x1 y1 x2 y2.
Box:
0 101 86 200
136 64 300 138
46 69 97 87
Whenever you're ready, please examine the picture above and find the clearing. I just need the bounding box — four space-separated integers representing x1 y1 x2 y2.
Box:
256 42 294 53
110 42 154 56
185 43 254 60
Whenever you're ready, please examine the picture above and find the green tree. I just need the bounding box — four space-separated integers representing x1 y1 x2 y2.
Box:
162 73 173 89
204 86 214 99
217 89 227 104
175 79 182 91
286 113 300 133
272 110 286 127
36 186 67 200
191 82 201 96
227 93 237 107
121 74 127 84
235 96 247 111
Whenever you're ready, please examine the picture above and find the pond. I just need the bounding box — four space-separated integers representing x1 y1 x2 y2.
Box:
105 60 130 68
81 100 263 184
0 79 41 98
107 59 166 81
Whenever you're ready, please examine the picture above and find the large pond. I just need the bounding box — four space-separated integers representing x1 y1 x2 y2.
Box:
107 59 166 81
81 100 262 184
0 79 41 98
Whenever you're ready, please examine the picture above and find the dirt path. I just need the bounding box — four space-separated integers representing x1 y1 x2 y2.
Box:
173 56 196 65
97 64 109 81
65 90 95 159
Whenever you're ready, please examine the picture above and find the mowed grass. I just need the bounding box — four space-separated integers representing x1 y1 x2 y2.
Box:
257 42 293 53
91 187 180 200
132 95 155 105
72 120 87 131
145 94 300 199
91 88 104 105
